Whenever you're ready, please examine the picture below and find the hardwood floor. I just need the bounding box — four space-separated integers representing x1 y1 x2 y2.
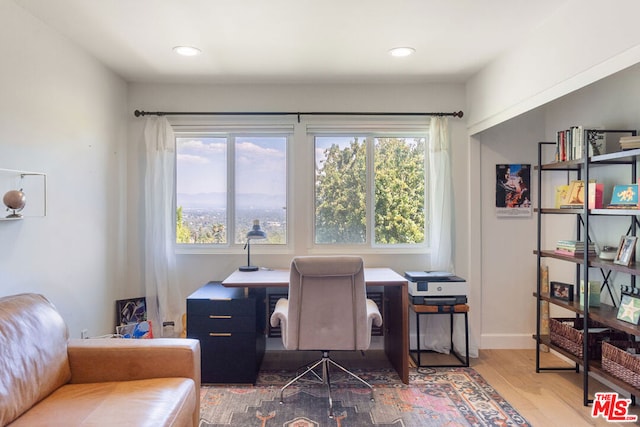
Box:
473 349 640 426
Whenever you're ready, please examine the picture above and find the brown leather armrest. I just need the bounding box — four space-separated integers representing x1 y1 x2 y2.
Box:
68 338 201 427
67 338 200 386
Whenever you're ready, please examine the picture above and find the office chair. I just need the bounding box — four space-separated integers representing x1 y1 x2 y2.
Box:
269 255 383 418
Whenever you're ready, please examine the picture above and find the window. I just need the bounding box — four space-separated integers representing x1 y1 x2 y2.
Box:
314 134 427 247
175 133 288 246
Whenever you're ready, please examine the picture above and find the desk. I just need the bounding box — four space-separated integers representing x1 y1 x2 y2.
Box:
222 267 409 384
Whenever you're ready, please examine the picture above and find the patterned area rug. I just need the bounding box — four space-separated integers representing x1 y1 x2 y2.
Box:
199 367 531 427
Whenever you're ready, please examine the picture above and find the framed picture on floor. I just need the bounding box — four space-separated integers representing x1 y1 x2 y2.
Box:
115 297 147 327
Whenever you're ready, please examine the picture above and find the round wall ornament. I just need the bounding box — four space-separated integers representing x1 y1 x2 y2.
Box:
3 189 26 218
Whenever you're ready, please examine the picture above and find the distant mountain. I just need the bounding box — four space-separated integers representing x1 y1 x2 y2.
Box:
177 192 225 209
177 192 286 210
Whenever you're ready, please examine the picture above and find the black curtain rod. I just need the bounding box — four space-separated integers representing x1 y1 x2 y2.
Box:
133 109 463 122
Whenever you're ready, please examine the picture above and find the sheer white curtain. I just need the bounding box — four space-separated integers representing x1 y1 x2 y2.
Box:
143 116 183 337
420 116 477 358
429 116 453 273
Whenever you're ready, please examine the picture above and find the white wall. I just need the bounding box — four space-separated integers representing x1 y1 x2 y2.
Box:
467 0 640 135
474 62 640 349
0 0 128 338
126 83 470 314
474 110 545 348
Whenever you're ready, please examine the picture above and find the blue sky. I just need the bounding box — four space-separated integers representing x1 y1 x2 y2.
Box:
176 136 286 197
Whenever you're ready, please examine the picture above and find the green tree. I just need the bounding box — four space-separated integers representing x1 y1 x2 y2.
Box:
315 138 366 243
374 138 425 244
176 206 226 244
176 206 192 243
315 137 425 245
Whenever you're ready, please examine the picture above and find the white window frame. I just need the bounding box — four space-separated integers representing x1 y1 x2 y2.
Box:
308 123 430 254
173 122 293 254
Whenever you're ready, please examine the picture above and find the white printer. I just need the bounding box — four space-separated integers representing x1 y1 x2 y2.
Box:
404 271 468 305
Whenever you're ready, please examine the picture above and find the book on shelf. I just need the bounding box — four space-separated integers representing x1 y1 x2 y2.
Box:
559 180 584 208
607 183 639 209
585 128 630 156
588 182 603 209
554 185 569 209
540 264 550 296
586 128 606 156
573 125 584 160
554 240 596 256
580 280 601 307
557 180 602 209
539 265 550 351
554 126 611 161
619 135 640 150
554 248 597 256
556 126 585 162
554 128 637 160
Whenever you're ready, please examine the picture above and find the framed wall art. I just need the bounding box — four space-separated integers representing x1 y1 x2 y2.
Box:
550 281 574 302
617 287 640 325
614 235 637 266
496 164 531 217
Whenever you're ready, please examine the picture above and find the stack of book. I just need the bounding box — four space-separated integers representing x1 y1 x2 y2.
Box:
556 126 585 161
554 240 597 257
620 135 640 150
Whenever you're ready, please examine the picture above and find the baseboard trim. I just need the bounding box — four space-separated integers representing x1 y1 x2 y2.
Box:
480 333 535 349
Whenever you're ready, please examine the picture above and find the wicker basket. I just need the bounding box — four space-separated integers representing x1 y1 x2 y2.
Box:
549 317 626 360
602 341 640 389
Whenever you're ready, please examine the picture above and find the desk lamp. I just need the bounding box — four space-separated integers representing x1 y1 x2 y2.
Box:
240 219 267 272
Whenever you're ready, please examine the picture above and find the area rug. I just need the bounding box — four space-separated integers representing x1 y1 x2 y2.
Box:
199 367 531 427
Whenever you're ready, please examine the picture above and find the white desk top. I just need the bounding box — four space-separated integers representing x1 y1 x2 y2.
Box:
222 267 407 288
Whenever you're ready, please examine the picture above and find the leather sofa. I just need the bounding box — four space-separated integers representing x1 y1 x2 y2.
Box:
0 293 201 427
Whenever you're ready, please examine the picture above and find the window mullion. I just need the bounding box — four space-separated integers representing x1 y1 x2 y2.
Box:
366 136 374 245
228 135 236 247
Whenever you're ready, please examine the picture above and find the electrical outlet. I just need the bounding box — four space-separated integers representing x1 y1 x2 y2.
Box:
81 329 89 339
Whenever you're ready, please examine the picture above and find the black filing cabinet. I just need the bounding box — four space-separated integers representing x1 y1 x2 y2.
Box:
187 282 266 384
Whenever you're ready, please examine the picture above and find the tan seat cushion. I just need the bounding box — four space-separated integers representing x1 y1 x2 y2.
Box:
8 378 196 427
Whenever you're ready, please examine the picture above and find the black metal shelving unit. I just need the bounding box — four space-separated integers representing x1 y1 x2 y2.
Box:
534 130 640 406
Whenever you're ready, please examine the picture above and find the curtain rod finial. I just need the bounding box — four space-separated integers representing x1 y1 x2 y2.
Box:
134 110 144 117
455 111 464 118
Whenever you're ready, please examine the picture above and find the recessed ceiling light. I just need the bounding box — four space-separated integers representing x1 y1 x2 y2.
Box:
173 46 202 57
389 47 415 57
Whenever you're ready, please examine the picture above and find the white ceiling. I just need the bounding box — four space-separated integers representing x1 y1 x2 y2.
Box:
14 0 569 84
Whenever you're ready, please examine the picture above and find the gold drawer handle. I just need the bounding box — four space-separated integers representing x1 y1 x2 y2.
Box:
209 333 232 337
209 315 232 319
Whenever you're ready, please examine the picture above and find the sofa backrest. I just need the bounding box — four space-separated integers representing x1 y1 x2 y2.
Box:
0 293 71 425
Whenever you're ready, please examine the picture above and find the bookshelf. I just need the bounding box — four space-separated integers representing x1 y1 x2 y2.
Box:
535 132 640 406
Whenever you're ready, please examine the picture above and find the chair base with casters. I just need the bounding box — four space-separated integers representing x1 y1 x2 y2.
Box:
278 350 374 418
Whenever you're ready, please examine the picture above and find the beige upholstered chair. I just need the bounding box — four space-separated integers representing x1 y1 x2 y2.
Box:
270 255 383 417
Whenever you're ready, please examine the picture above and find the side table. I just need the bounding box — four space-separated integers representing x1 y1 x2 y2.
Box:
409 302 469 367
